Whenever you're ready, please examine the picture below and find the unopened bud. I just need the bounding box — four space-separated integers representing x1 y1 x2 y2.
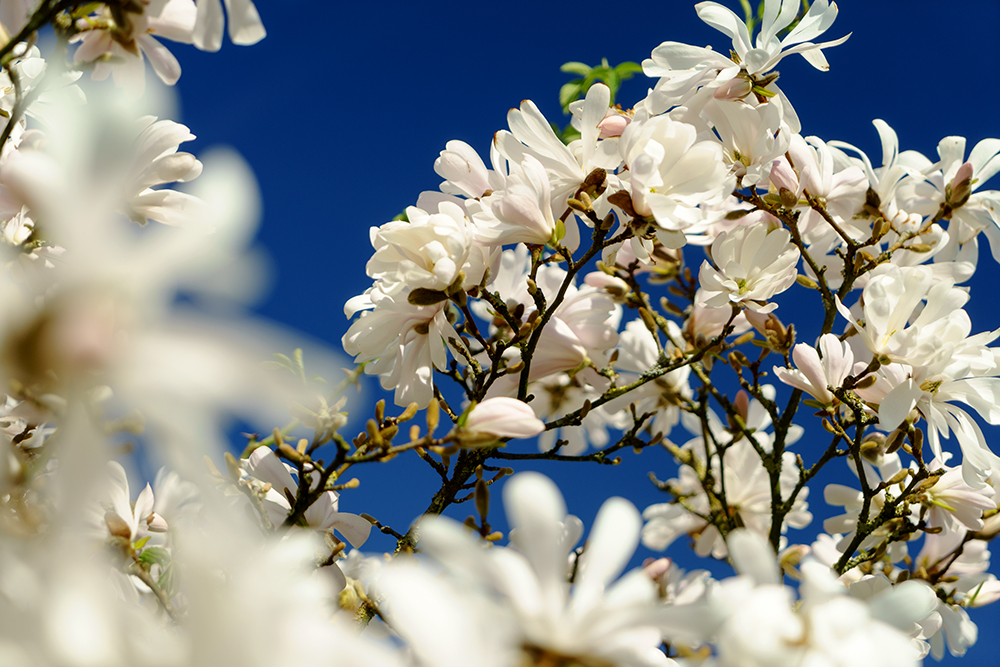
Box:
475 477 489 521
860 432 886 465
598 113 629 138
907 243 933 253
713 76 753 100
947 161 974 208
885 469 910 486
871 216 890 242
223 451 241 481
426 398 440 436
375 399 385 424
734 391 750 422
854 374 878 390
278 441 305 463
908 426 924 457
795 274 819 290
397 402 419 423
885 428 906 454
638 307 658 334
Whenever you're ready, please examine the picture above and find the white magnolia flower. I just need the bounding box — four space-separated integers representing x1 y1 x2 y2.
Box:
706 99 790 186
780 133 868 253
667 530 933 667
774 333 854 405
643 393 808 558
491 86 623 250
607 319 691 439
72 0 198 91
698 221 800 313
241 447 371 543
366 201 488 292
919 457 996 533
835 264 970 365
342 283 460 408
433 139 500 199
898 134 1000 261
641 0 848 130
98 461 168 542
380 471 676 667
619 113 733 248
475 154 560 247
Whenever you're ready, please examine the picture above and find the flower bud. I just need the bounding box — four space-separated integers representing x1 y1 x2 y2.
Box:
947 161 974 208
597 113 629 138
714 76 753 100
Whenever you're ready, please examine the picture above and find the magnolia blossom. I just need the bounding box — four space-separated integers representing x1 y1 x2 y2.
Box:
343 284 460 407
619 113 733 248
898 134 1000 261
706 99 790 185
98 461 168 542
379 472 676 667
774 333 854 405
241 447 371 543
660 530 933 667
919 457 996 533
366 202 488 292
641 0 848 130
476 154 560 247
72 1 198 90
698 221 800 312
643 394 809 558
835 264 970 365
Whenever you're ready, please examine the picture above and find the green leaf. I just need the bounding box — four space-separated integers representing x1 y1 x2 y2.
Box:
138 546 171 566
559 82 584 110
158 562 177 596
605 70 621 97
560 61 592 76
133 536 151 550
614 62 643 75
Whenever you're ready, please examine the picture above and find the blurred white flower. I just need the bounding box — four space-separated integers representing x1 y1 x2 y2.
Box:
380 472 675 667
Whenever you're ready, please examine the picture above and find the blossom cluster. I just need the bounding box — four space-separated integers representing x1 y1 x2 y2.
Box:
2 0 1000 666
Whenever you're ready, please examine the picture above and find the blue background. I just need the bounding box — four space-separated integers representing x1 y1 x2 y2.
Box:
166 2 1000 663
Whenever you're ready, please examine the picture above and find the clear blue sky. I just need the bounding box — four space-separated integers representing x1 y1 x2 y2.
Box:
169 3 1000 663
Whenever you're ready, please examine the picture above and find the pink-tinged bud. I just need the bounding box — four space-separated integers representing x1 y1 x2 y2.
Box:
768 158 799 195
463 397 545 439
714 77 753 101
642 557 672 582
597 112 630 139
948 161 974 208
734 390 750 423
